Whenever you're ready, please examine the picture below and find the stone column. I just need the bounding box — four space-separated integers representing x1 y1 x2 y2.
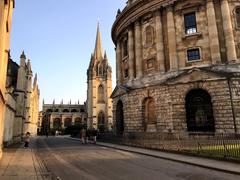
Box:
116 41 122 85
135 20 143 78
221 0 238 62
155 10 165 72
128 26 135 80
166 5 178 71
207 0 221 64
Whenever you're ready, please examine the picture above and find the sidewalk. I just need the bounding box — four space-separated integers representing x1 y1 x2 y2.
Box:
0 139 51 180
68 137 240 175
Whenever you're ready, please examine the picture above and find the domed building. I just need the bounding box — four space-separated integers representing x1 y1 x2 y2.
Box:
111 0 240 135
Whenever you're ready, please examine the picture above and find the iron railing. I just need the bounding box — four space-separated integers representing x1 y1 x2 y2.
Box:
98 132 240 160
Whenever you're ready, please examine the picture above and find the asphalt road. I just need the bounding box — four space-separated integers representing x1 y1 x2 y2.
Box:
35 137 240 180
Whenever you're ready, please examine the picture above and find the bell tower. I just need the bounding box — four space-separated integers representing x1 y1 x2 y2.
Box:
87 23 113 132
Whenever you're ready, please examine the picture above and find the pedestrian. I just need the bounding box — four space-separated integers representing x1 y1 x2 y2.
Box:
24 132 30 148
81 128 86 144
93 128 97 144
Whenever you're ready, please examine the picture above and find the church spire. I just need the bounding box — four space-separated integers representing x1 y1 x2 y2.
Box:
93 23 103 60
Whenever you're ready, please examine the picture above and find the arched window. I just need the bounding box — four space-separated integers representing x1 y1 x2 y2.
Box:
71 109 78 113
62 109 69 113
145 26 154 46
236 7 240 28
98 85 104 103
98 111 105 132
53 118 61 129
143 97 156 127
185 89 215 132
64 118 72 127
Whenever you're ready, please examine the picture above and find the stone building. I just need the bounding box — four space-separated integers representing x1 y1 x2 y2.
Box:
87 24 113 132
3 52 40 145
111 0 240 135
0 0 14 158
41 102 87 134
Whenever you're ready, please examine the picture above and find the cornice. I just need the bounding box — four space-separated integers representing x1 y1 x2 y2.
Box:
112 0 178 44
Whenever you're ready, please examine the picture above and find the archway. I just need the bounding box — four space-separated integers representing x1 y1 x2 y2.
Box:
116 100 124 135
185 89 215 132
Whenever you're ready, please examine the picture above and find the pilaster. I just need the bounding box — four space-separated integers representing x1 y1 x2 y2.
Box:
155 10 165 72
166 5 178 71
128 26 135 80
134 20 143 78
207 0 221 64
221 0 238 63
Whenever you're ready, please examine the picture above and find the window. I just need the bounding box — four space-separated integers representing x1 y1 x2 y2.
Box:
98 85 104 103
187 49 200 61
147 59 154 69
184 13 197 35
236 7 240 28
122 39 128 57
98 112 105 132
145 26 154 46
124 69 129 78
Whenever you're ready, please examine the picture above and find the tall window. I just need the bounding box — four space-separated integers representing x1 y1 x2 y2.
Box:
98 111 105 132
124 68 129 78
122 39 128 58
185 89 215 132
98 85 104 103
187 48 200 61
145 26 154 46
184 12 197 34
236 7 240 28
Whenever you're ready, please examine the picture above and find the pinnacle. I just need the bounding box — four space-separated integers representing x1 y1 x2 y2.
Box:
20 50 26 59
93 23 103 60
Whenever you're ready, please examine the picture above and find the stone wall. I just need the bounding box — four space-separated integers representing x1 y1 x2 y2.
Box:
231 78 240 133
113 78 238 134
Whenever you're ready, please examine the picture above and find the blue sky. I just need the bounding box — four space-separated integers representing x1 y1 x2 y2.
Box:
10 0 126 107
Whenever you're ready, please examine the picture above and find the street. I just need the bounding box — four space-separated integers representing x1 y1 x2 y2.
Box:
35 137 240 180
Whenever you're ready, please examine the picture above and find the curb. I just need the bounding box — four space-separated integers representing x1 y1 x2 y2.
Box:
66 137 240 176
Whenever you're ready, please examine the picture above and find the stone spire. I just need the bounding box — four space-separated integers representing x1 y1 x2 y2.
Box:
93 23 103 60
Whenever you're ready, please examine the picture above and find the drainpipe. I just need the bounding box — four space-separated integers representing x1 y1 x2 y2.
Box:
227 78 237 133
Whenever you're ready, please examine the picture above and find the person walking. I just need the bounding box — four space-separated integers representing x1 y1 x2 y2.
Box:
24 132 30 148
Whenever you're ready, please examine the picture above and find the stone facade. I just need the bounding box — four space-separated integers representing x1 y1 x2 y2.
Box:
3 52 40 145
41 102 87 134
87 24 113 131
111 0 240 135
0 0 14 158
